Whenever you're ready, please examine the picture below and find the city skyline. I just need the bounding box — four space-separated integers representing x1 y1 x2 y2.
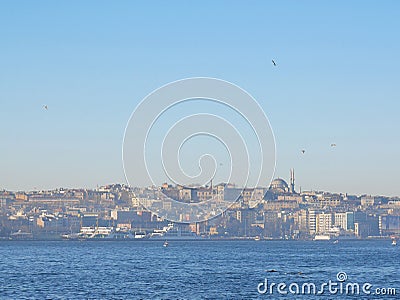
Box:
2 172 399 199
1 2 400 195
2 180 399 239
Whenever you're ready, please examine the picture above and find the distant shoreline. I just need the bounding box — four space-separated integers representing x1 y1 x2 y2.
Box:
0 237 394 242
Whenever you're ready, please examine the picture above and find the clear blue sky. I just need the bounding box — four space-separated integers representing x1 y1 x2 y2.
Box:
0 1 399 195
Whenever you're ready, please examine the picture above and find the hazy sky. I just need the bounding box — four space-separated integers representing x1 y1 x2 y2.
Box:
0 1 399 196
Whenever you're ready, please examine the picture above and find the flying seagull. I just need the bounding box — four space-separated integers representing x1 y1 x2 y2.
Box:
43 105 48 110
272 59 277 66
331 143 336 147
301 149 305 154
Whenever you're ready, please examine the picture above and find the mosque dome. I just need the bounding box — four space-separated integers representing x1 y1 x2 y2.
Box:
269 178 289 193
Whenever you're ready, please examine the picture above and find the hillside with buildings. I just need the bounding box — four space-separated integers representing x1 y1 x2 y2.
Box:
1 170 399 240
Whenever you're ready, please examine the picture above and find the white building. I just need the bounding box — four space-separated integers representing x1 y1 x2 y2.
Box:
316 212 333 234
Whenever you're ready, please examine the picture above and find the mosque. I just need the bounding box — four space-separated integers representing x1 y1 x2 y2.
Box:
268 169 296 194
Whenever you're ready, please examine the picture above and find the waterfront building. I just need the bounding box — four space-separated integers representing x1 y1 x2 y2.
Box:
379 215 400 235
316 212 333 234
308 210 318 235
334 212 355 231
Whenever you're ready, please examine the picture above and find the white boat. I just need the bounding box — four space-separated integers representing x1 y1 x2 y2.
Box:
61 233 81 240
163 240 169 247
10 230 33 240
313 234 331 241
149 223 200 240
62 227 136 240
134 231 147 239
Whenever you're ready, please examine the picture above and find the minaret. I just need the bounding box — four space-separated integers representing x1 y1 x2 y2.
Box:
290 168 295 193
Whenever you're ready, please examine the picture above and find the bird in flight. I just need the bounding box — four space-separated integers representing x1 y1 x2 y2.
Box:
331 143 336 147
301 149 305 154
272 59 277 66
43 105 48 110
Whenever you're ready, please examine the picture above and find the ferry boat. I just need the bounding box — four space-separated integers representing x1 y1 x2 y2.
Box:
149 223 200 240
61 233 81 240
134 231 147 239
10 230 33 240
313 234 331 241
62 227 137 240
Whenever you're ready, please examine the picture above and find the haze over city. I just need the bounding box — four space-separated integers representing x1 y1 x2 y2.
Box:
1 1 399 196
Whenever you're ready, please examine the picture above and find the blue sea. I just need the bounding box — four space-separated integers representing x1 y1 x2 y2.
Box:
0 240 398 299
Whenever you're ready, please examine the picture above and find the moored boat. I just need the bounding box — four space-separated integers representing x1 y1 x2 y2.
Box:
149 223 201 240
313 234 331 241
